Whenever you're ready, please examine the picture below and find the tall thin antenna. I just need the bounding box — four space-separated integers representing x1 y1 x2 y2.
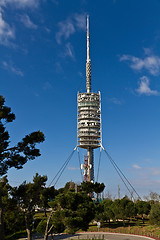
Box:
87 15 90 62
86 15 91 93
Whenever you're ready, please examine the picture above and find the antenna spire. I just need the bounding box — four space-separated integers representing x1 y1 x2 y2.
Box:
87 15 90 62
86 15 91 93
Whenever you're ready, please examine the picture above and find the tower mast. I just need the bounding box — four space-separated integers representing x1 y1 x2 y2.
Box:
86 16 93 182
86 15 91 93
77 16 101 183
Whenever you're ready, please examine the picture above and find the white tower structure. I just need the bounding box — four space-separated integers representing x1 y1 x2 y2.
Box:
77 16 102 182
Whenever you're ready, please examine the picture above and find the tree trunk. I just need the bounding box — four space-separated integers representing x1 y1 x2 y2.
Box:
26 212 32 240
26 229 32 240
44 232 49 240
44 210 54 240
44 207 47 217
0 191 4 240
123 218 125 226
142 215 144 224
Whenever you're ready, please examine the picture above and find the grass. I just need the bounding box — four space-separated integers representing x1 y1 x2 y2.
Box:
5 230 38 240
5 217 160 239
80 220 160 238
5 230 27 240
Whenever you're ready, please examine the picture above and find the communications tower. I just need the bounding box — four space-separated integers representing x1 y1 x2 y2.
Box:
77 16 102 182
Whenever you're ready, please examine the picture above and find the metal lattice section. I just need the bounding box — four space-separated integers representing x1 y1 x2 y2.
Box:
86 61 91 93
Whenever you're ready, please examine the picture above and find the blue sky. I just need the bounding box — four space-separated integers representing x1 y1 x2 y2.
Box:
1 0 160 198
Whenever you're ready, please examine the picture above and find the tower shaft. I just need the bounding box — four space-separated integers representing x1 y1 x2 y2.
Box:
86 16 93 182
88 148 94 182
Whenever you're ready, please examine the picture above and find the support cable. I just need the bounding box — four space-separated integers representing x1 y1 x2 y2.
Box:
77 147 83 181
102 146 141 200
103 147 133 199
96 147 102 182
48 147 77 187
54 149 75 187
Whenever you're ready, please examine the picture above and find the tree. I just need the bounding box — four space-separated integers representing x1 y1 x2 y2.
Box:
111 197 135 225
0 95 45 240
144 192 160 203
81 181 105 199
40 186 56 217
149 203 160 225
94 202 105 223
135 200 151 223
94 182 105 200
1 176 25 235
64 181 81 193
12 173 48 240
41 191 95 240
103 199 115 224
81 181 95 194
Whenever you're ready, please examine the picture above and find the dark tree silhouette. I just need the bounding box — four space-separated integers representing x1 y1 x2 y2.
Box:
0 95 45 240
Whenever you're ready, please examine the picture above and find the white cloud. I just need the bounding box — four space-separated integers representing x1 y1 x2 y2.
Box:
0 0 39 46
56 19 75 44
20 14 37 29
2 61 23 76
0 0 39 9
136 76 159 96
56 13 86 44
0 12 15 46
120 50 160 76
64 42 75 59
132 164 141 169
110 97 123 105
74 13 86 30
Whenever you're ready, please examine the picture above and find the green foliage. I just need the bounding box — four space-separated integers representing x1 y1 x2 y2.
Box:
11 173 55 239
135 200 151 216
94 182 105 194
81 182 105 197
0 176 25 235
149 203 160 225
51 211 65 233
12 173 48 209
49 191 95 234
135 200 151 223
0 94 45 240
4 200 25 235
36 219 48 235
102 199 115 223
81 182 95 193
111 197 136 223
94 203 104 222
36 211 65 235
0 95 45 176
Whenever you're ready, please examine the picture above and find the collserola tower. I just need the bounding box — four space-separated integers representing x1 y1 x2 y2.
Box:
77 16 102 182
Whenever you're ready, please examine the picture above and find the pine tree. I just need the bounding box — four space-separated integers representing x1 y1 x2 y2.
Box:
0 95 45 240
